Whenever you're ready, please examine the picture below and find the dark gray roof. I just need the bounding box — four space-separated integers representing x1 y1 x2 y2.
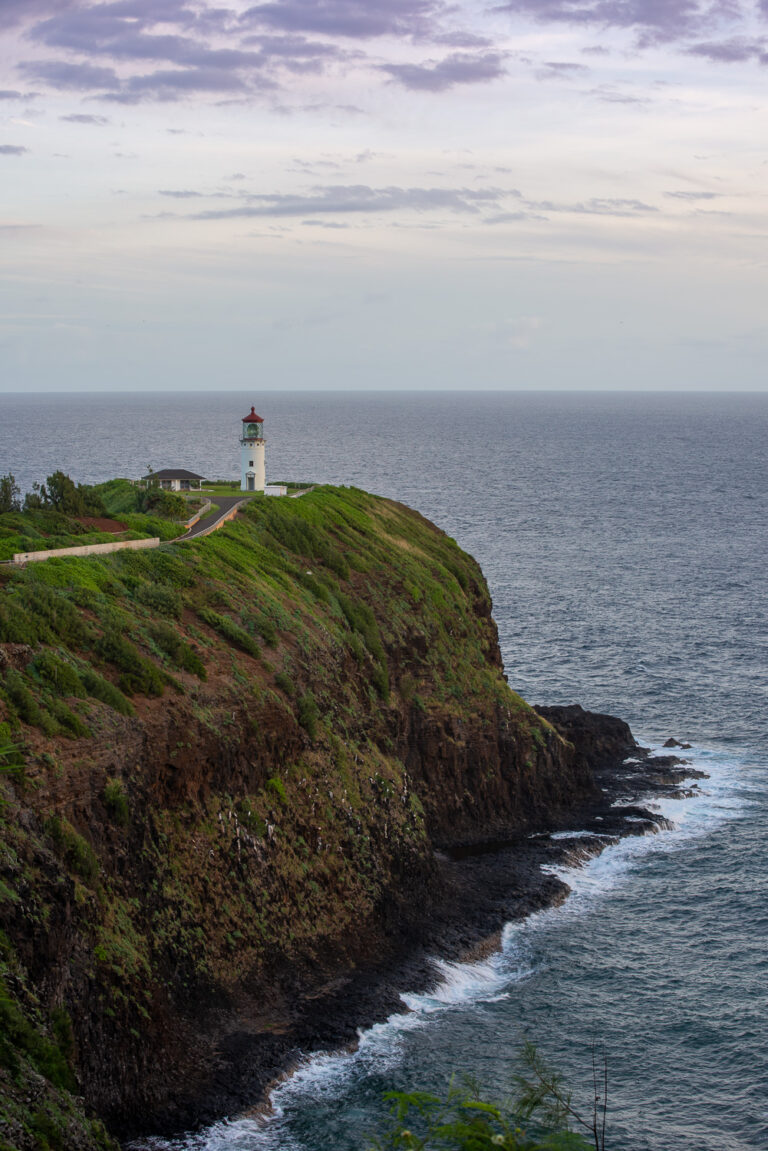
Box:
142 469 205 480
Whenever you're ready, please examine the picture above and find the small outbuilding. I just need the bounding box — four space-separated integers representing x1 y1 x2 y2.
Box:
141 469 205 492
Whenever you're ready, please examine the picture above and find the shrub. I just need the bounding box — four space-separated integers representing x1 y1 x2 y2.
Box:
135 582 183 618
197 608 260 658
45 815 99 884
274 671 294 696
0 976 76 1092
265 776 287 803
95 630 164 697
148 622 207 679
80 668 135 716
47 698 90 739
30 651 86 698
371 664 389 701
2 669 58 734
103 778 129 826
297 691 319 741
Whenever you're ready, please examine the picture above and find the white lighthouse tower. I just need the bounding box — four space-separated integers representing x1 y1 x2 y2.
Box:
240 406 266 491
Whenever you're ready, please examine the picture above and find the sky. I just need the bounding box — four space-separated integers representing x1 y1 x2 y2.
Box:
0 0 767 393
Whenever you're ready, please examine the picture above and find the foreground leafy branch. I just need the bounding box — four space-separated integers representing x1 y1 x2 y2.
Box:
368 1043 606 1151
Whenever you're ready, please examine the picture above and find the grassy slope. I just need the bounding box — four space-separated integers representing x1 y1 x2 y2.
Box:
0 480 181 563
0 486 558 1148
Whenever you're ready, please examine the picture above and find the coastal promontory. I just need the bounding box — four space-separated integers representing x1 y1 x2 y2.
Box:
0 485 603 1148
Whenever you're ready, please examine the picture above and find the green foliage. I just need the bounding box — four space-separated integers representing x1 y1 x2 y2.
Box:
138 487 188 519
274 671 295 696
297 691 319 740
336 592 385 663
93 478 141 516
148 622 207 679
79 667 135 716
30 651 87 699
34 471 107 518
45 815 99 884
265 776 287 803
47 697 91 739
103 779 129 827
198 608 260 658
134 581 183 618
369 1061 595 1151
1 668 58 734
0 977 77 1092
245 611 278 647
95 630 164 697
0 473 21 514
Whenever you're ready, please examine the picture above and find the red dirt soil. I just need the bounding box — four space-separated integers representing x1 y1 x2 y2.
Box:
77 517 128 533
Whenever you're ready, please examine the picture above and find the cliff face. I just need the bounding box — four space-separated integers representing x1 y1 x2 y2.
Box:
0 488 596 1147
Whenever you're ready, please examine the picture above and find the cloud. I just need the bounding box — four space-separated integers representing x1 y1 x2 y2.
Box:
588 84 649 103
18 5 357 99
60 112 110 124
665 190 720 200
190 183 505 219
0 90 24 100
382 51 507 90
686 37 764 62
493 1 745 47
0 1 75 32
525 195 658 215
240 0 450 41
536 60 589 79
18 60 120 91
0 144 30 155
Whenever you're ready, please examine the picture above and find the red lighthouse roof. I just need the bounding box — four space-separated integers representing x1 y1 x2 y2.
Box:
242 406 264 423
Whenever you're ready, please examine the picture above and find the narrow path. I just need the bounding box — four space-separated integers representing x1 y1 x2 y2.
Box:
180 496 246 540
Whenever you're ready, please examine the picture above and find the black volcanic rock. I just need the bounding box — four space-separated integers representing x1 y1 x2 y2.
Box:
534 703 636 770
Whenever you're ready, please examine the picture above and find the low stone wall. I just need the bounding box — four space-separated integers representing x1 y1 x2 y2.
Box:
182 503 243 540
13 537 160 565
178 500 212 529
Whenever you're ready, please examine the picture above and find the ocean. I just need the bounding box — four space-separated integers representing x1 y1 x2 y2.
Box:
1 390 766 1150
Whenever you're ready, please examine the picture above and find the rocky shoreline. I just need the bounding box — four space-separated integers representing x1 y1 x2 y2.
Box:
129 705 706 1147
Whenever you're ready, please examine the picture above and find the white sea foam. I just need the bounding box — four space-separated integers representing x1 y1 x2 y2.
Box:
146 742 756 1151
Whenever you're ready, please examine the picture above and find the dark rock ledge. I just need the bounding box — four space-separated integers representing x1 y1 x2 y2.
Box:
129 705 705 1146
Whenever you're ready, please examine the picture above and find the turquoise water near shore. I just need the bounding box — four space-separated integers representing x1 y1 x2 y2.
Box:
2 390 766 1150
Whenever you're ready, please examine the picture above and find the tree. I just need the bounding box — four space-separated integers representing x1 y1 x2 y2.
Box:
369 1045 607 1151
515 1041 607 1151
0 472 21 513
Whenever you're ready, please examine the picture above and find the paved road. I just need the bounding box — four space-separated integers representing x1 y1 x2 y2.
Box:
180 496 246 540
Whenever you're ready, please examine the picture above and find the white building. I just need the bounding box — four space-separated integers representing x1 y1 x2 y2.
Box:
140 469 205 492
240 406 266 492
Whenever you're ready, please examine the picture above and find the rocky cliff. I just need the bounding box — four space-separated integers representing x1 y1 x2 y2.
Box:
0 487 600 1149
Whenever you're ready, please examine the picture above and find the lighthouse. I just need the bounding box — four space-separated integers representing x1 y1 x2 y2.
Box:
240 406 265 492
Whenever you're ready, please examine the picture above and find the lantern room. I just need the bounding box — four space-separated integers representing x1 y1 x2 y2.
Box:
241 407 264 442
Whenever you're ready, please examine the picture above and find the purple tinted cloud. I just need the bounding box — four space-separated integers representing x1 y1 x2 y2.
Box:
241 0 448 40
0 90 24 99
0 144 30 155
191 183 504 219
494 1 742 45
382 51 507 90
665 190 719 200
0 0 74 32
19 3 358 98
18 59 120 90
687 37 763 62
60 112 110 123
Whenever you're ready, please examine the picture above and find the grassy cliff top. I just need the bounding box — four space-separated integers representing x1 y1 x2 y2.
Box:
0 484 517 741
